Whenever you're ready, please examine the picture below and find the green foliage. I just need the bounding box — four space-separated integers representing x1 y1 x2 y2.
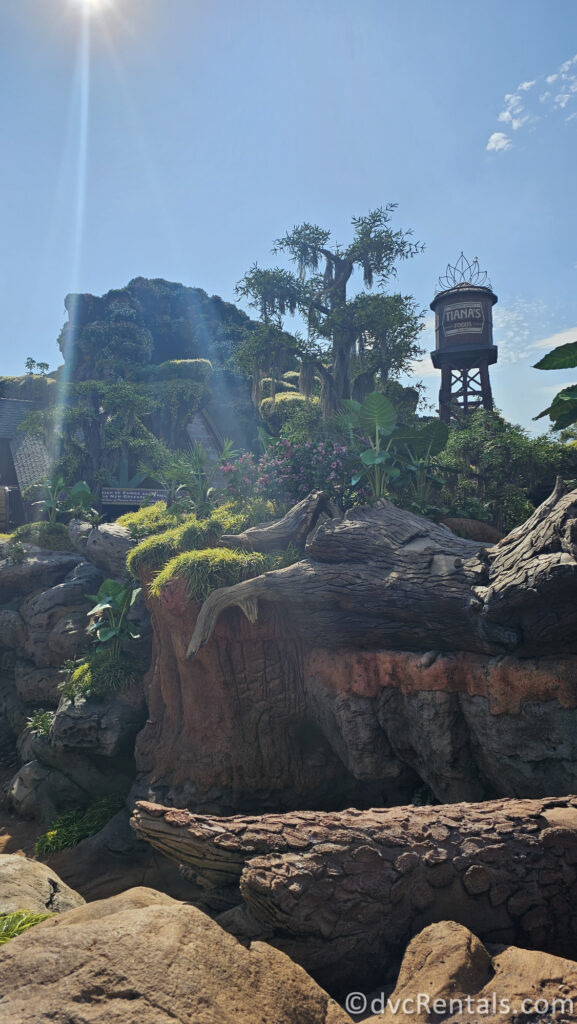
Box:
260 394 320 433
126 500 276 576
141 439 238 514
339 392 398 498
260 377 297 399
435 410 575 531
534 339 577 430
0 911 52 945
11 522 71 551
62 648 146 699
26 709 55 737
242 207 425 410
534 341 577 371
117 500 190 540
278 402 324 443
35 795 126 856
148 546 293 600
3 539 27 564
146 358 213 382
87 579 141 659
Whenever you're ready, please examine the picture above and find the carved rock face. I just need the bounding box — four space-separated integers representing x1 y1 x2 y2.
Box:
134 575 577 812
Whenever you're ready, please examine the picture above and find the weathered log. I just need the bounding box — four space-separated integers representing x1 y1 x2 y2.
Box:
188 480 577 658
132 795 577 994
219 489 332 552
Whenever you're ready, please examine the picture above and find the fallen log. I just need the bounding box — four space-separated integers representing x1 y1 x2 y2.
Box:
219 490 332 552
132 795 577 994
188 480 577 658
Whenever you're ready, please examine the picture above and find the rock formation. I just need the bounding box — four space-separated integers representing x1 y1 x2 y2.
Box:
132 795 577 994
363 920 577 1024
0 853 84 915
0 887 349 1024
134 484 577 811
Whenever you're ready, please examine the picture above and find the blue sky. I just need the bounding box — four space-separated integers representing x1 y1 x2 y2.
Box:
1 0 576 431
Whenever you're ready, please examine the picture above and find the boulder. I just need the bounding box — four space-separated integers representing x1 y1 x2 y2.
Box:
19 561 103 668
0 676 26 744
0 609 26 651
0 551 81 604
82 522 134 578
50 684 146 758
0 853 84 915
13 660 64 706
364 921 577 1024
8 742 133 823
0 887 350 1024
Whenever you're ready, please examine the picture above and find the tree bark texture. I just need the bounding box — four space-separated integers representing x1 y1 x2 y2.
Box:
132 795 577 995
188 480 577 659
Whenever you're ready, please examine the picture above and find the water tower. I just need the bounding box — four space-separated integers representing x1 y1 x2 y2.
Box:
430 254 498 423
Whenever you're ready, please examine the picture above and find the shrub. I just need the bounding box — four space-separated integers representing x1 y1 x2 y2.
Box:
11 522 72 551
127 500 277 576
0 911 52 945
260 394 319 433
256 437 356 507
116 500 189 540
26 710 55 737
145 358 213 382
62 647 147 699
35 794 126 855
260 377 296 399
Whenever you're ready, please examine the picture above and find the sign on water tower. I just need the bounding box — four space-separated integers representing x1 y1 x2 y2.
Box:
430 254 498 423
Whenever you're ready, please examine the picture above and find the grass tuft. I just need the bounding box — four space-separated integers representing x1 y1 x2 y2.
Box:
35 794 126 856
0 911 52 945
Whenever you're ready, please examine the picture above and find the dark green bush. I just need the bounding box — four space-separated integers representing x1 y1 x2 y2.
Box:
35 795 126 855
11 522 72 551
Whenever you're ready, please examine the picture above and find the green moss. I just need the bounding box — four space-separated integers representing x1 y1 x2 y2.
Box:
117 500 188 541
126 523 186 575
35 795 126 856
0 910 52 945
11 522 72 551
149 542 298 600
149 547 267 600
127 500 277 577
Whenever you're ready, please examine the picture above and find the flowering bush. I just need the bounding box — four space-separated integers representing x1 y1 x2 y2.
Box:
255 438 363 507
220 451 259 500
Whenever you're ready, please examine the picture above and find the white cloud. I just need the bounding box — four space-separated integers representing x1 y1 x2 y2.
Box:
530 326 577 351
488 53 577 149
567 111 577 122
493 299 550 364
486 131 512 152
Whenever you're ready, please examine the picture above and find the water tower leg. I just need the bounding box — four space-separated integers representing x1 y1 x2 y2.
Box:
479 360 494 411
439 366 451 423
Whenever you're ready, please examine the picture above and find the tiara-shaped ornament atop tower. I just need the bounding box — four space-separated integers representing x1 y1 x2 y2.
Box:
436 253 491 292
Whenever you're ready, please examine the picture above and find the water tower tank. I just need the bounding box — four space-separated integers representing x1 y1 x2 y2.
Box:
430 254 498 422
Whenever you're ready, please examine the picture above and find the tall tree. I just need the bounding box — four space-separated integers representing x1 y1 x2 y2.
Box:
237 207 424 415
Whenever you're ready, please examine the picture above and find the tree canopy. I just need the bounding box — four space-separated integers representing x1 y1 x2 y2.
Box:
236 206 425 415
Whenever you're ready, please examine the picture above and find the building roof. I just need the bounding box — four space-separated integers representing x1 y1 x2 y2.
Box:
0 398 32 438
0 399 51 490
